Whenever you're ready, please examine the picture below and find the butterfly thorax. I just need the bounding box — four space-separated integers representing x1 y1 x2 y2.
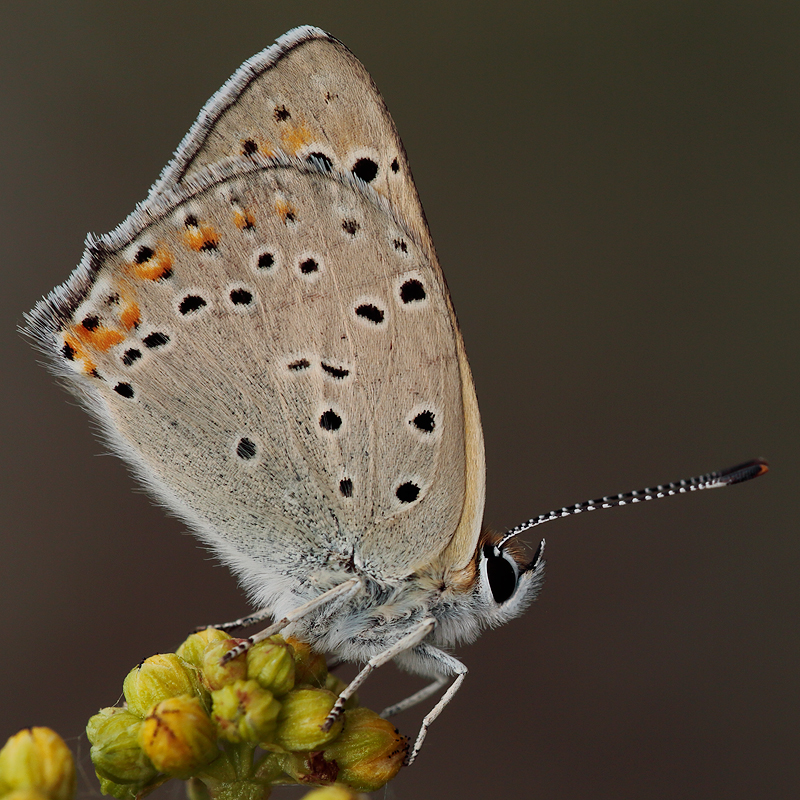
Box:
271 544 542 673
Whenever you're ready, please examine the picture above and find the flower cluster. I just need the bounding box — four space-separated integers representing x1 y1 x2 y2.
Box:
86 630 406 798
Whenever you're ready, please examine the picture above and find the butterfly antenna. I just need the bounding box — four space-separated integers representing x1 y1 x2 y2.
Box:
498 458 769 548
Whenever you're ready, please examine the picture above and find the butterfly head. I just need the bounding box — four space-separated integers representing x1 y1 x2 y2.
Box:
473 531 545 628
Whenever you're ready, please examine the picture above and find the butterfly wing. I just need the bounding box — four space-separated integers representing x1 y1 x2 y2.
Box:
25 28 484 597
152 27 429 253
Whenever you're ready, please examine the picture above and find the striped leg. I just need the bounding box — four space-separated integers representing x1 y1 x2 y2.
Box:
221 577 362 663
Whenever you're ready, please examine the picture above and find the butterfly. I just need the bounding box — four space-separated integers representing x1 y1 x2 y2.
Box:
24 26 767 764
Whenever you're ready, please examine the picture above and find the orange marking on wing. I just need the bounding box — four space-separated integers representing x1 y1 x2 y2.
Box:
74 322 125 352
91 328 125 351
63 332 97 374
132 246 173 280
258 139 275 158
280 121 313 155
239 138 274 158
119 300 141 330
184 224 220 252
233 208 256 230
274 199 297 223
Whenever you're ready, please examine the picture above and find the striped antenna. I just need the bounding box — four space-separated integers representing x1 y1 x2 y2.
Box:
499 458 768 549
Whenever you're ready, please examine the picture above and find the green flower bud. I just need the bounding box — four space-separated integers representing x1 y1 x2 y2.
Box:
86 708 157 785
211 680 282 744
323 675 358 710
286 637 328 686
323 708 407 792
200 640 248 691
300 785 364 800
274 689 343 751
95 775 143 800
85 708 118 744
140 696 219 779
176 629 230 669
247 637 295 696
0 728 76 800
123 654 197 717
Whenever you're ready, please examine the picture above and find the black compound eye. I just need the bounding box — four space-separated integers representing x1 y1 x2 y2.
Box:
483 545 518 604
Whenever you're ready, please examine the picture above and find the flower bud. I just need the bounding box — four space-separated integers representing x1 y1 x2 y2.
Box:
274 688 343 751
123 654 197 718
95 775 143 800
85 707 117 745
276 751 338 786
300 785 364 800
211 680 282 744
285 637 328 686
175 629 230 669
323 675 358 710
86 708 157 785
140 696 218 779
200 639 248 691
246 637 295 696
2 790 51 800
0 728 76 800
323 708 407 792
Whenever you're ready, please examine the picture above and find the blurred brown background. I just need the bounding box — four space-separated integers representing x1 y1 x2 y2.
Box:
2 2 797 798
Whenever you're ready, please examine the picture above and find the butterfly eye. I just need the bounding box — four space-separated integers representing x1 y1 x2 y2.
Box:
483 545 518 604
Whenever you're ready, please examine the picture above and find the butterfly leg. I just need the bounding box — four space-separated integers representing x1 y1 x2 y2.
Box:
403 644 468 765
321 618 436 732
194 606 274 633
222 577 362 662
379 675 448 719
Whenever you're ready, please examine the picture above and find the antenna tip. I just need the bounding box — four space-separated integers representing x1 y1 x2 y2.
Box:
719 457 769 486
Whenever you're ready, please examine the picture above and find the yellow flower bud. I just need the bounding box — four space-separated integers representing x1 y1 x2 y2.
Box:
300 785 364 800
123 654 197 717
246 637 295 696
86 708 157 785
211 680 282 744
323 708 407 792
1 791 50 800
200 639 248 691
0 728 76 800
175 629 230 669
140 696 218 779
274 689 343 751
285 637 328 686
